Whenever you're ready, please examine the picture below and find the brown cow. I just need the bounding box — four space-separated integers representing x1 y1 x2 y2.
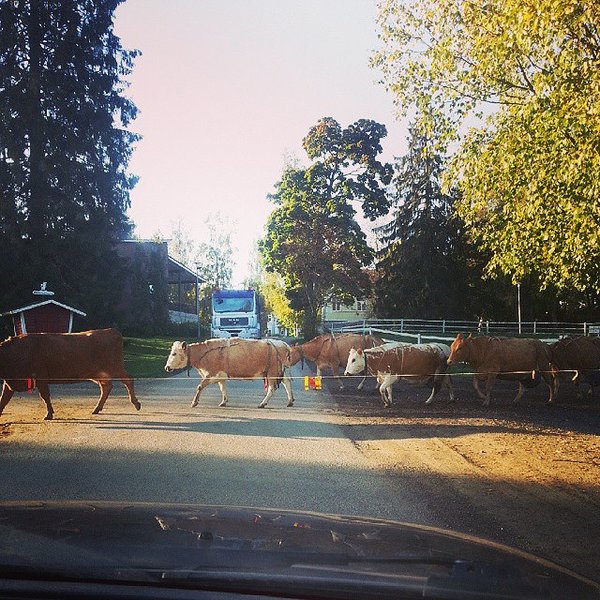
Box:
289 333 384 390
0 328 140 421
164 338 293 408
447 334 554 405
550 336 600 399
345 343 454 407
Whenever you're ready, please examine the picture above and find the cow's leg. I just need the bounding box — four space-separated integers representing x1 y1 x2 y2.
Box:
191 378 211 408
333 364 344 390
543 371 555 404
258 379 275 408
512 381 525 404
379 375 394 407
446 374 456 402
118 372 141 411
282 371 294 407
0 382 14 416
472 377 486 400
38 382 54 421
483 374 496 406
425 370 446 405
552 371 561 400
217 380 228 407
357 374 366 391
92 379 113 414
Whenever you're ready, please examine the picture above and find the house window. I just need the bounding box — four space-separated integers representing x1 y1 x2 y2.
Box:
356 300 367 311
331 299 343 311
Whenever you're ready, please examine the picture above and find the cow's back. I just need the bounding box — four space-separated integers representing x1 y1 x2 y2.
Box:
200 339 283 379
330 334 384 365
477 337 550 374
0 328 126 381
551 336 600 371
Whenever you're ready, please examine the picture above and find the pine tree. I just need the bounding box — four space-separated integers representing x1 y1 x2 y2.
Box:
0 0 139 322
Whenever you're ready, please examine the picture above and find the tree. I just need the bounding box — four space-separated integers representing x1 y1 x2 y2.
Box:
375 122 516 319
166 214 235 330
260 272 302 333
373 0 600 304
260 118 393 339
0 0 139 322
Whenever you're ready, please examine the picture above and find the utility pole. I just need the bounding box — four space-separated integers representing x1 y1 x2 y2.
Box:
195 264 201 340
517 282 522 335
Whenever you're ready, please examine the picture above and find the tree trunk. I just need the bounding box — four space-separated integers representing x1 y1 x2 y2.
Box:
302 306 319 341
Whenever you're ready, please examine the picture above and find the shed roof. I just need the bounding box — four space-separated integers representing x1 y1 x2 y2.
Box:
1 299 87 318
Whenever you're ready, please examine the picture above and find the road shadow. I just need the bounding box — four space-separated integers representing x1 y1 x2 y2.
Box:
0 441 598 584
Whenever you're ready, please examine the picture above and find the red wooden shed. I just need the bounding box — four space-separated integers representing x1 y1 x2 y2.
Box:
1 284 86 335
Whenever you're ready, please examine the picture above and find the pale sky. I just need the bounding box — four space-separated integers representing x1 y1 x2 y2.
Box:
114 0 408 285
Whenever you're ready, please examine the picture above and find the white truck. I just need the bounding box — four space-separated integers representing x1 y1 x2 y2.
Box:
211 289 261 339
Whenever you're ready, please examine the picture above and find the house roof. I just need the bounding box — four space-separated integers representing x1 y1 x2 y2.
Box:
167 255 207 285
1 299 87 318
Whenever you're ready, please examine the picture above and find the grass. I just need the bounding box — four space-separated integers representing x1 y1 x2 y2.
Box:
122 337 176 379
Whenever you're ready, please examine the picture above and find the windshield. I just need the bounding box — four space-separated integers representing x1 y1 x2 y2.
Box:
212 296 255 313
1 1 599 599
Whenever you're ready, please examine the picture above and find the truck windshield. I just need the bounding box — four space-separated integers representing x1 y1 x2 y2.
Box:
212 297 254 313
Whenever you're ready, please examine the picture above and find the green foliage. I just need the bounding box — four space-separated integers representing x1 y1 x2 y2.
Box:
119 249 170 336
374 0 600 301
375 123 516 319
0 0 139 322
260 118 392 338
259 272 302 331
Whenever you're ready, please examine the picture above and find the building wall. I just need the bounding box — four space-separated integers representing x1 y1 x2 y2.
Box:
321 297 374 323
18 304 72 334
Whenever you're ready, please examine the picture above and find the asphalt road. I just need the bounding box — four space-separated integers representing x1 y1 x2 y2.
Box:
1 364 599 583
0 366 439 522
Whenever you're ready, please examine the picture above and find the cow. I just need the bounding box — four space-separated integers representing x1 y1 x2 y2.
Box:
344 342 454 407
550 336 600 399
164 338 294 408
0 328 140 421
447 333 555 405
289 333 384 390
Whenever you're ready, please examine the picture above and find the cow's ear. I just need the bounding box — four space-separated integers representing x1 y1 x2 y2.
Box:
467 333 472 339
456 333 463 340
357 348 363 355
181 341 187 350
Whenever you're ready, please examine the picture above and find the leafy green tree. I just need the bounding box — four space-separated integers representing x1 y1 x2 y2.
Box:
375 123 515 319
374 0 600 306
260 118 393 339
260 272 302 333
0 0 139 322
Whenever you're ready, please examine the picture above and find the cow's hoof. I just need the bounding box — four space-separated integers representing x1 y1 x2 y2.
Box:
190 402 198 408
219 402 227 408
44 414 54 421
257 403 266 409
287 401 294 407
134 402 141 411
92 409 101 415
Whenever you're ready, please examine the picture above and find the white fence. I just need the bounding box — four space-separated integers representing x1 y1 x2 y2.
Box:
326 318 600 344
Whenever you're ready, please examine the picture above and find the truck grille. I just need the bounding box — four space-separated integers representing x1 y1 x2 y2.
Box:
220 317 249 326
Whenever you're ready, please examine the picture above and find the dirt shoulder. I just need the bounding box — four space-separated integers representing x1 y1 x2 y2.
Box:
332 377 600 583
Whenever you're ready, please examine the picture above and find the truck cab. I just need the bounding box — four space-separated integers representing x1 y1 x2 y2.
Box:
211 289 260 339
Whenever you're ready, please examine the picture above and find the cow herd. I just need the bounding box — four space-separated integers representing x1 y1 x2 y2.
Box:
0 329 599 420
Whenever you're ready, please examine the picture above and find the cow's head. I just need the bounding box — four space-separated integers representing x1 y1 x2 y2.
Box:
165 341 188 372
288 344 304 369
344 347 365 375
447 333 471 365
